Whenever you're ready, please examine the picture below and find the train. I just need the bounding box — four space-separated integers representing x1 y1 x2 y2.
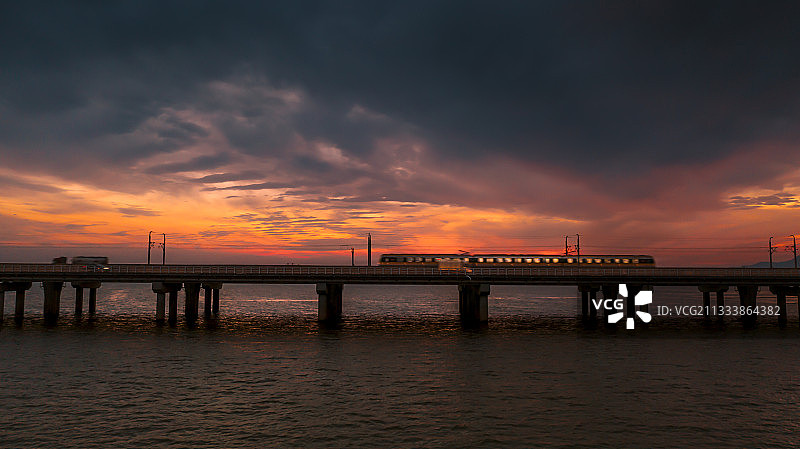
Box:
378 253 655 268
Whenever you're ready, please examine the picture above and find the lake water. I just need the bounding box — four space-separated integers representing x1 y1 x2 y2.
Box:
2 284 799 447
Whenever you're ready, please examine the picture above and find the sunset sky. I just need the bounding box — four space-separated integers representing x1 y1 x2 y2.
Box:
1 1 799 266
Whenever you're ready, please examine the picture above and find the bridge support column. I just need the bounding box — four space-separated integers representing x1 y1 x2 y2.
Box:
769 286 799 328
625 284 642 318
317 283 343 323
577 285 600 323
0 283 8 323
458 284 489 324
71 282 101 319
699 285 727 321
169 290 179 325
213 289 220 316
184 282 201 324
74 286 83 318
10 282 32 324
89 287 97 317
156 292 165 322
153 283 182 325
42 281 63 324
601 284 619 326
202 283 223 319
737 285 758 328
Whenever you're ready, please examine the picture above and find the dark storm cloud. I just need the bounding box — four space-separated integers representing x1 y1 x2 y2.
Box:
0 174 63 193
117 206 161 217
192 171 265 183
144 154 233 175
729 193 800 209
1 1 799 198
202 182 291 192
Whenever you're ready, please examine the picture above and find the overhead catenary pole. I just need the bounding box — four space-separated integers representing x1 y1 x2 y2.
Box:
148 231 153 265
576 233 580 262
791 234 798 269
769 236 774 269
351 247 355 266
161 233 166 265
367 233 372 266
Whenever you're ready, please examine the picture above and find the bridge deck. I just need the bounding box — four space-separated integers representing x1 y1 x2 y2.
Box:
1 264 799 286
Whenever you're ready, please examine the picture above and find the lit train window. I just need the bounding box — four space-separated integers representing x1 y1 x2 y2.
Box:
424 258 432 262
584 258 590 263
477 258 484 263
623 259 630 263
567 258 574 263
595 258 601 263
525 258 532 263
633 259 639 264
487 258 495 263
614 259 620 263
534 258 541 263
415 257 423 262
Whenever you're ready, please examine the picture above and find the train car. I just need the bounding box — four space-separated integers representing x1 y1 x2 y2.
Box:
379 253 655 267
378 254 467 267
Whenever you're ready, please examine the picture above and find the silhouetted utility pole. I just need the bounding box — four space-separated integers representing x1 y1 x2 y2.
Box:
565 234 580 260
160 233 166 265
339 245 356 266
367 233 372 266
769 236 775 268
791 235 798 268
148 231 154 264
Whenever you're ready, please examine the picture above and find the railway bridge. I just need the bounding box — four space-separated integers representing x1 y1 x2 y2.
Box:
1 263 799 327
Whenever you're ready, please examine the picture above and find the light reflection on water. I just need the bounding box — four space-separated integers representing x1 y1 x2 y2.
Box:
2 285 800 447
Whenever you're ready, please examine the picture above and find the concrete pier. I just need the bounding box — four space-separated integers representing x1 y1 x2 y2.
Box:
737 285 759 327
74 285 83 318
317 283 343 323
169 290 178 325
89 287 97 317
625 284 642 319
12 283 31 324
202 283 223 318
601 284 619 325
699 285 727 320
577 285 600 322
213 288 220 315
42 281 64 324
184 282 201 324
152 282 182 325
71 281 101 319
458 284 489 324
769 286 799 328
770 286 788 327
0 283 8 322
